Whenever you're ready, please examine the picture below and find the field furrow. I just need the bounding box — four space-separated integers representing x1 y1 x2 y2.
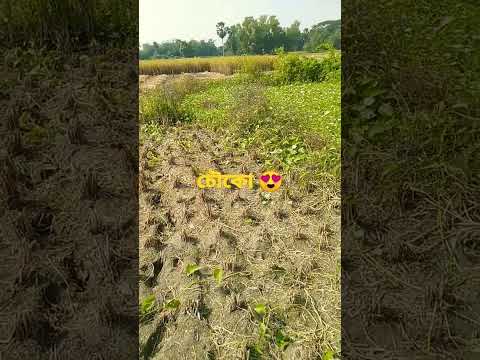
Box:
139 124 340 359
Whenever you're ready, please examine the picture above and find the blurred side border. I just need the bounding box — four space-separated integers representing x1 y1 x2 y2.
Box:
342 0 480 359
0 1 139 359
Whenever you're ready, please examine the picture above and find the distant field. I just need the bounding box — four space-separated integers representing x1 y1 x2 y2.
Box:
139 52 333 75
140 55 276 75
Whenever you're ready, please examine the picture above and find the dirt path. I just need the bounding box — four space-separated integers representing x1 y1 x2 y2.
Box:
139 123 340 359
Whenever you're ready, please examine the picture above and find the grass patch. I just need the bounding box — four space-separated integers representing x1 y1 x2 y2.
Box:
139 75 208 143
140 294 157 323
181 74 340 182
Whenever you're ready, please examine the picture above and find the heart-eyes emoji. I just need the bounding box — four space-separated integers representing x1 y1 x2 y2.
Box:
259 171 282 192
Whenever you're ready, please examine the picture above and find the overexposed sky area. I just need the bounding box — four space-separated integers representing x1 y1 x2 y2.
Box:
140 0 340 45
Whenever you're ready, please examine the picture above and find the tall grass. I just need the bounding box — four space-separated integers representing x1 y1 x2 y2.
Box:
139 55 276 75
1 0 137 49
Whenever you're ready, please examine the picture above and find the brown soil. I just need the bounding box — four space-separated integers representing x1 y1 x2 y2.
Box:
139 120 340 359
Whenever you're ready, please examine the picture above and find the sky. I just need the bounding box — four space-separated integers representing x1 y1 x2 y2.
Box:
139 0 341 45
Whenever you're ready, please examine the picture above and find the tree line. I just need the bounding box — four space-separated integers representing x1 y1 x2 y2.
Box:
140 17 340 59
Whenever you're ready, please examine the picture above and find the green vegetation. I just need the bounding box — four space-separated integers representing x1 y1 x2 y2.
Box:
140 16 340 59
140 46 340 359
304 20 341 51
140 294 157 322
141 52 340 184
274 50 340 83
140 39 218 59
1 0 137 49
181 79 340 178
342 0 479 358
185 263 201 276
164 299 180 310
139 294 181 324
212 268 224 285
249 302 294 356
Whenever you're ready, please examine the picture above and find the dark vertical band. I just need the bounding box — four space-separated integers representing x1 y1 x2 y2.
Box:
0 1 139 359
342 1 480 359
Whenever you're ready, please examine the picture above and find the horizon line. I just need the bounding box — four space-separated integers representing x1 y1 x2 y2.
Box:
140 17 341 46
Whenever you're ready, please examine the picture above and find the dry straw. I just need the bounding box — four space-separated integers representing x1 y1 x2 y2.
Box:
140 55 277 75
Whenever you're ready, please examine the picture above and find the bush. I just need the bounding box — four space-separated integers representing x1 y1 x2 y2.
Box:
274 54 320 83
229 84 270 136
140 76 201 125
316 42 335 52
240 58 263 78
274 53 340 84
140 89 185 125
322 50 341 80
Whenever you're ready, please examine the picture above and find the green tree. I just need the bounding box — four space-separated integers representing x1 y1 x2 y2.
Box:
239 16 257 54
140 16 341 59
228 15 296 55
225 24 241 55
216 21 228 56
303 20 341 51
267 16 285 52
285 20 304 51
140 43 155 59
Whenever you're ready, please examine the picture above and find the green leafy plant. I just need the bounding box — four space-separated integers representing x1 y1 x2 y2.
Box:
164 299 180 310
139 294 157 322
322 350 336 360
246 345 263 360
274 46 285 55
274 51 340 84
213 268 224 285
274 330 292 351
250 303 294 355
317 42 335 52
186 263 201 276
254 303 267 316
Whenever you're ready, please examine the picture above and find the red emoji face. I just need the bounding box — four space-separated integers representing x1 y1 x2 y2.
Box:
259 171 282 192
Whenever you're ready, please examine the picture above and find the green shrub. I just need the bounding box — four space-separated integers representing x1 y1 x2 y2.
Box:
316 42 335 52
239 57 267 80
321 50 341 80
274 54 322 83
140 76 202 125
140 89 188 125
274 53 340 84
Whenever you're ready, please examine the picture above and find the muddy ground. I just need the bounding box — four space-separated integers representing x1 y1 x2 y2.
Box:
139 76 340 359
